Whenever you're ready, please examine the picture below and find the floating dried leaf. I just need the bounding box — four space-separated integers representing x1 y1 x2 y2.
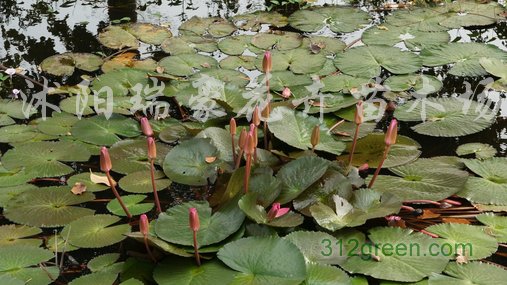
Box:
71 182 87 195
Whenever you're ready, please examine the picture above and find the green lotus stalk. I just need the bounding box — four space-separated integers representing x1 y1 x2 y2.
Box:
368 118 398 189
311 125 320 152
235 128 248 169
243 126 256 194
230 118 237 163
348 100 364 167
263 51 272 149
100 147 132 218
189 208 201 266
252 106 260 161
140 214 156 262
147 137 162 214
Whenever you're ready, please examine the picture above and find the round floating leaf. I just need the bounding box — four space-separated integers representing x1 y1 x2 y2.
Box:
60 95 94 116
383 74 442 95
338 133 421 168
439 1 504 28
41 53 103 76
457 158 507 205
0 99 36 126
304 262 351 285
2 266 59 285
0 184 37 207
162 138 219 186
251 32 302 51
362 25 449 50
91 68 149 95
335 101 385 122
421 43 507 77
307 36 346 55
260 71 312 91
158 54 217 76
0 275 24 285
118 170 171 193
218 35 261 55
125 23 172 45
332 121 376 142
127 232 192 257
120 279 144 285
71 114 140 146
456 143 496 159
217 236 306 285
68 272 118 285
219 56 256 70
107 194 154 216
269 107 346 155
154 258 236 285
479 57 507 91
194 69 249 88
0 245 53 271
46 234 79 253
476 213 507 242
395 97 495 137
0 225 42 247
4 186 95 227
334 45 422 78
37 112 79 136
232 11 288 31
0 165 36 187
371 160 469 201
284 231 348 265
2 141 91 177
385 8 449 32
62 214 131 248
342 227 450 282
321 74 372 93
161 36 217 55
67 172 109 192
426 223 498 260
429 261 507 285
98 25 139 49
87 253 120 272
109 138 171 174
0 125 40 143
289 7 370 33
155 200 245 247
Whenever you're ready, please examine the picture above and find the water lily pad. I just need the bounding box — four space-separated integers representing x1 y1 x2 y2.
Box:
71 114 140 146
362 25 449 50
0 99 36 126
158 54 217 77
41 53 103 76
69 272 118 285
0 225 42 247
107 194 153 216
0 275 24 285
154 258 236 285
218 35 261 55
98 25 139 49
307 36 346 55
456 143 496 159
87 253 121 272
2 266 59 285
266 49 327 75
0 184 37 207
60 95 95 116
426 223 498 260
127 232 193 257
261 71 313 91
194 69 250 88
232 11 288 31
155 200 245 247
0 245 53 272
342 227 450 282
0 125 41 143
395 97 495 137
251 32 302 51
385 8 449 32
304 262 351 285
479 57 507 91
3 186 95 227
321 74 373 93
217 236 306 285
67 172 109 192
179 16 236 37
161 36 217 55
1 141 91 177
338 133 421 168
62 214 131 248
219 56 257 70
91 68 149 95
0 165 36 187
288 7 370 33
118 170 171 193
383 74 442 95
125 23 172 45
284 231 348 265
109 138 171 174
421 43 507 77
476 213 507 242
335 101 385 122
439 1 504 28
457 158 507 205
429 261 507 285
37 112 78 136
371 160 469 201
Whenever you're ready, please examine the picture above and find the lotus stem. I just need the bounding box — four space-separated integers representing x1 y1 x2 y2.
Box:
404 200 442 206
243 131 255 194
400 205 415 212
441 199 461 206
235 128 247 169
348 101 364 167
263 51 272 150
368 119 397 189
101 146 132 218
140 214 156 262
230 118 237 163
105 171 132 219
367 145 390 189
149 159 162 214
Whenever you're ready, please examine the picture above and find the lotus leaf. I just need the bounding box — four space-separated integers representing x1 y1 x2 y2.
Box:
288 7 370 33
456 142 496 159
62 214 131 248
154 258 236 285
429 261 507 285
118 170 171 193
457 158 507 205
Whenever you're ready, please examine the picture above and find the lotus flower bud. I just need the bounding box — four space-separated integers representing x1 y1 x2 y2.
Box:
311 125 320 149
100 147 112 172
238 128 247 150
229 118 237 135
245 132 256 156
189 208 200 232
355 100 364 125
252 106 260 127
140 117 154 137
147 137 157 160
140 214 149 236
281 87 291 99
385 119 398 146
267 203 290 221
262 51 272 74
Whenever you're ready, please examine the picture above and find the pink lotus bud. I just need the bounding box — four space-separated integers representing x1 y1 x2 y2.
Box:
267 203 290 221
385 119 398 146
252 106 260 126
230 118 237 135
358 163 369 172
245 132 256 156
140 117 154 137
238 128 247 150
189 208 200 232
355 100 364 125
263 51 272 74
100 147 112 172
140 214 149 236
147 137 157 160
281 87 291 99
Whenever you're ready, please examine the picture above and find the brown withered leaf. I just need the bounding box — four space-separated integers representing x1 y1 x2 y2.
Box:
205 156 217 163
89 170 116 187
418 209 440 219
442 218 470 224
71 182 87 195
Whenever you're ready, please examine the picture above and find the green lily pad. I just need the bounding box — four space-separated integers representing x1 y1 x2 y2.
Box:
1 141 91 177
69 272 118 285
0 245 53 272
383 74 442 95
261 71 313 91
107 194 154 216
154 258 236 285
67 172 109 192
109 138 171 174
3 186 95 227
338 133 421 168
0 99 37 126
429 261 507 285
158 54 217 76
87 253 120 272
0 125 41 143
46 234 79 253
91 68 149 95
284 231 349 265
161 36 217 55
0 184 37 207
238 193 304 228
37 112 78 136
217 236 306 285
421 43 507 77
249 173 282 207
335 101 385 122
362 25 449 50
385 8 449 32
193 69 250 88
251 32 302 51
219 56 257 70
331 121 376 142
456 143 496 159
41 53 103 76
304 262 351 285
155 200 245 247
124 23 172 45
321 74 373 93
479 57 507 91
118 170 171 193
60 95 95 116
439 1 505 29
98 25 139 49
288 7 370 33
72 114 140 146
179 16 236 37
162 138 219 186
218 35 261 55
62 214 131 248
0 225 42 247
232 11 288 31
2 266 59 285
158 122 191 143
269 107 346 155
306 36 346 55
371 159 469 201
476 213 507 243
335 45 422 78
426 223 498 260
0 165 36 187
0 275 24 285
457 158 507 205
342 227 450 282
395 97 495 137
